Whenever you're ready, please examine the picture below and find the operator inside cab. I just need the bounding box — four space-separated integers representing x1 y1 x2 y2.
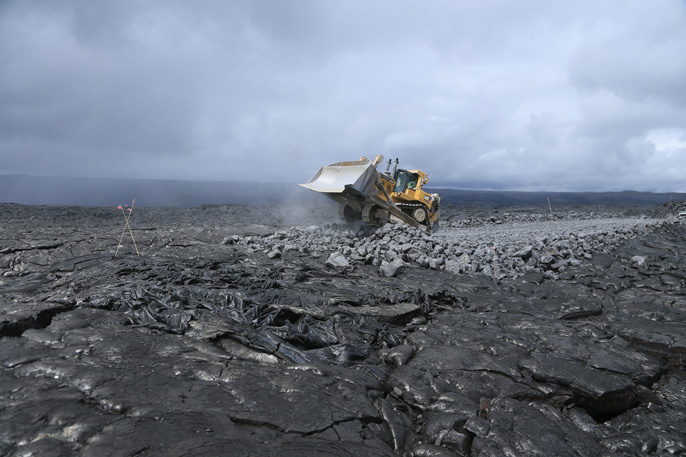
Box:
394 170 420 193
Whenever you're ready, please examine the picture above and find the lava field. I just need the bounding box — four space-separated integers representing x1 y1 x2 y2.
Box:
1 201 685 456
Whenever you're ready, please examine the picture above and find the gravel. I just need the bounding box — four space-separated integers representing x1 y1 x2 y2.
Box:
242 208 671 281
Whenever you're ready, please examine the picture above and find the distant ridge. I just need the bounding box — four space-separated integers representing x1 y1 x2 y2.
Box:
429 187 683 208
0 175 682 207
0 174 312 207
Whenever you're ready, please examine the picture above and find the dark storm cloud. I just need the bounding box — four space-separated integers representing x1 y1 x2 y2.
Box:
1 0 685 191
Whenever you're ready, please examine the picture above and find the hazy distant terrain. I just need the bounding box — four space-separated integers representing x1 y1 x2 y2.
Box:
1 174 683 208
0 174 313 207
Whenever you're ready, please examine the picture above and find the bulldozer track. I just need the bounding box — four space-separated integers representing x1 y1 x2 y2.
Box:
396 203 425 209
362 204 389 226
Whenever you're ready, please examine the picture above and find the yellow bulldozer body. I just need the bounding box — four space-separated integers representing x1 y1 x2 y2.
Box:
300 155 440 232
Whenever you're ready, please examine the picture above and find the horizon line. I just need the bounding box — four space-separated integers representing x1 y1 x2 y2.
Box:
2 173 685 195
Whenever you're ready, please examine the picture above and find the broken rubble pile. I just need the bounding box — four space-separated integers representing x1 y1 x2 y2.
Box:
442 208 627 228
236 212 667 281
652 199 686 218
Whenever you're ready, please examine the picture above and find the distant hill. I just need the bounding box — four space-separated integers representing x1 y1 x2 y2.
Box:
429 188 683 208
0 175 315 207
1 175 683 207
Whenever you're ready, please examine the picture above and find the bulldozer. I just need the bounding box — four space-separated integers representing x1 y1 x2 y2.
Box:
300 155 440 232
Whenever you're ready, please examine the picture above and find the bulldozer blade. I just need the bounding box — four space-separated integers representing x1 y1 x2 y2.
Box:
299 161 378 194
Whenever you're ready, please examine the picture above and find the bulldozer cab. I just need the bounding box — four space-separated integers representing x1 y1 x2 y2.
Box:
393 170 418 193
392 169 429 195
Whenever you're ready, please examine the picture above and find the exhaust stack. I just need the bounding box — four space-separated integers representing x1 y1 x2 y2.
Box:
391 158 399 176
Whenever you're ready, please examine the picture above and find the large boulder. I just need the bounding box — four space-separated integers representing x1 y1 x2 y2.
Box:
380 259 406 277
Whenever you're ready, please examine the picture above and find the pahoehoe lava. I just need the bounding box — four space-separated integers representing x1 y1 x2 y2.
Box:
1 201 685 456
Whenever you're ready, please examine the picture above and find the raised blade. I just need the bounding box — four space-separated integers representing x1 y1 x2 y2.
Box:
300 161 378 194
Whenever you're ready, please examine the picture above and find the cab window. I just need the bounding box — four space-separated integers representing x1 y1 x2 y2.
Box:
394 170 419 192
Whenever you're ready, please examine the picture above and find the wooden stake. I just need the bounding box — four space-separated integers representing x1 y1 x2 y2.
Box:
115 200 140 256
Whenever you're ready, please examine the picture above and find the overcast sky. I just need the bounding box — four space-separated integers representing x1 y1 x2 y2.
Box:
1 0 685 192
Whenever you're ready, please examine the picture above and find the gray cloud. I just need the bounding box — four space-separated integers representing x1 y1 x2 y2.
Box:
1 0 685 191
